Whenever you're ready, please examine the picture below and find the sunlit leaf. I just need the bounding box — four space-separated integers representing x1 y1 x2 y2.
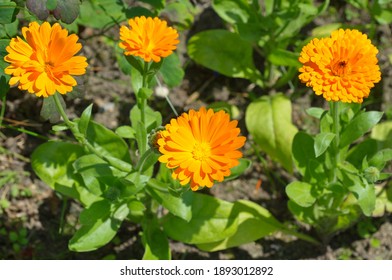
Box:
267 49 301 67
77 0 125 29
69 201 129 252
314 132 335 157
142 217 171 260
340 111 383 148
31 141 100 206
147 179 192 222
159 53 184 88
371 120 392 149
188 30 263 87
0 1 18 24
286 181 316 207
246 94 298 172
163 193 238 244
197 200 283 251
86 121 131 163
0 39 10 97
212 0 251 24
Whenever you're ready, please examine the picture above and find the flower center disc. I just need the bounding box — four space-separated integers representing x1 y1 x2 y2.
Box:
192 142 211 161
331 60 351 77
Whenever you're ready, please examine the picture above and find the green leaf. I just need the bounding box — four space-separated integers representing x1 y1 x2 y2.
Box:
135 120 147 155
77 0 126 29
124 55 144 75
224 158 251 181
163 193 238 244
311 23 343 37
267 49 301 67
273 1 330 41
138 0 165 10
138 87 153 99
0 18 18 38
0 39 10 97
187 30 263 87
161 1 196 30
86 121 131 163
116 48 132 76
340 111 383 148
130 104 162 133
373 185 392 217
159 53 184 88
130 63 143 94
122 172 150 196
142 218 171 260
40 94 64 123
308 159 328 184
127 199 145 214
314 132 335 158
369 149 392 170
320 111 333 133
371 120 392 149
136 149 159 173
31 141 83 192
147 179 192 222
147 59 164 79
124 6 154 19
371 0 392 24
115 125 136 139
246 94 298 172
342 171 376 216
306 107 325 119
69 201 129 252
197 200 283 251
287 200 315 225
78 104 93 136
346 139 379 169
73 154 128 198
212 0 251 24
292 132 316 177
51 124 68 132
286 181 316 207
0 1 17 24
31 141 100 206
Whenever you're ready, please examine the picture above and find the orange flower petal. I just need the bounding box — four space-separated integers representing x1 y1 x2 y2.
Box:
3 21 88 98
298 29 381 103
158 107 246 191
118 16 179 63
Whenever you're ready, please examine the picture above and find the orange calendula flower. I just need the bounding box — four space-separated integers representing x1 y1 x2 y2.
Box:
157 107 246 191
4 21 88 98
119 16 179 63
299 29 381 103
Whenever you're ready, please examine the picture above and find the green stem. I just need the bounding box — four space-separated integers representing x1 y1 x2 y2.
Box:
53 92 74 130
330 101 341 182
140 61 150 126
53 93 133 173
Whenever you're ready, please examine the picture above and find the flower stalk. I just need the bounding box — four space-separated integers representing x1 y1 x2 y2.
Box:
330 101 341 182
53 93 133 173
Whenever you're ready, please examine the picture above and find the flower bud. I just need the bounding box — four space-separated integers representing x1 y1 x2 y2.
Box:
364 166 380 183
